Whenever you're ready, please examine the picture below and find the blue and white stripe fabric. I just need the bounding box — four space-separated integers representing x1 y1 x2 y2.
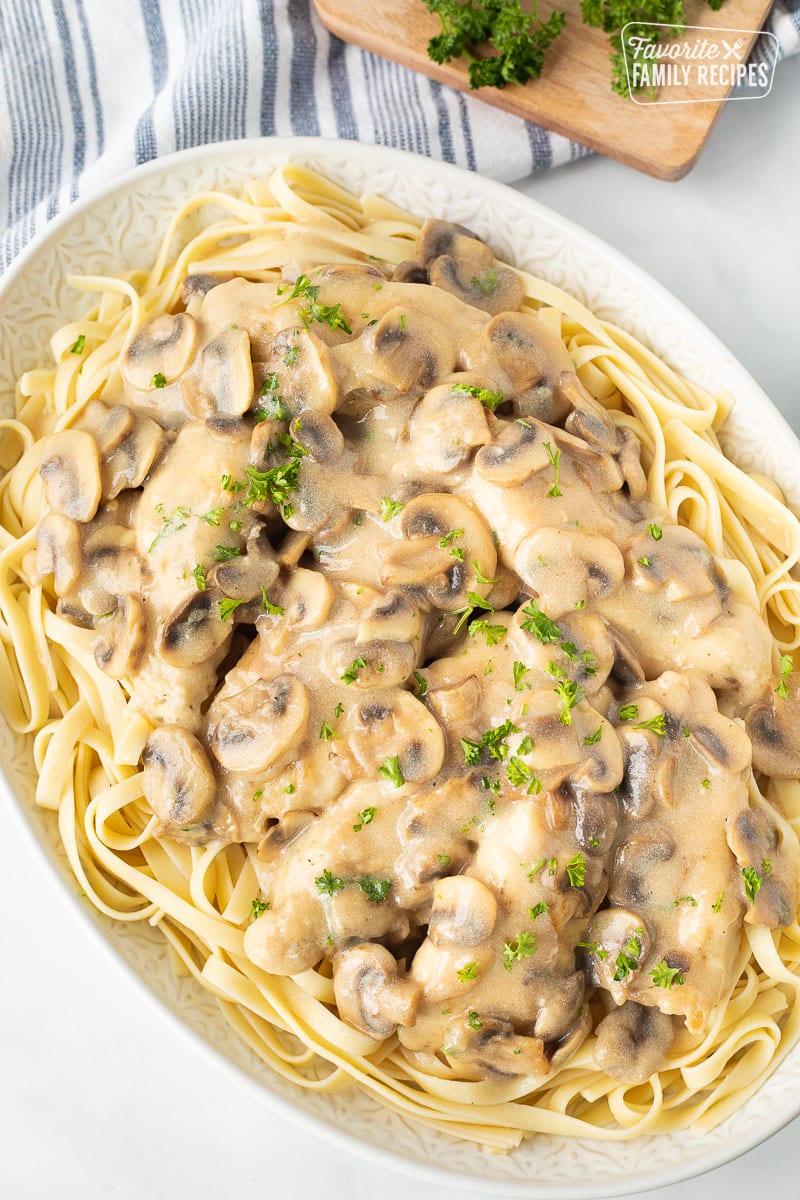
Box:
1 0 798 272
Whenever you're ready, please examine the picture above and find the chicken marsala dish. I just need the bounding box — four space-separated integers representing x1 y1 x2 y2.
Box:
26 216 800 1089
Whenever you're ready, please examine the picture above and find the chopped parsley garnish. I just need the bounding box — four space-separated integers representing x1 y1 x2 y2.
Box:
473 559 499 585
651 961 685 989
413 670 428 697
221 473 245 493
243 439 306 517
315 869 345 896
513 661 531 691
333 702 344 717
543 441 562 497
577 940 609 960
673 895 698 907
151 372 167 388
503 930 537 970
647 523 663 540
467 1010 483 1030
483 719 519 760
701 778 711 789
355 876 392 904
378 755 405 788
439 527 464 547
283 344 300 367
528 901 549 920
527 858 547 880
618 703 639 722
471 269 498 295
635 714 667 736
637 555 651 567
457 961 478 982
300 300 352 335
191 563 207 591
742 866 763 904
520 598 562 644
461 737 483 766
425 0 566 90
712 890 725 914
468 619 507 646
776 654 794 700
69 333 86 355
612 928 643 981
218 597 245 621
319 721 336 742
148 505 191 552
277 273 319 303
506 756 541 794
215 543 242 562
251 898 270 919
565 853 587 887
260 587 284 616
381 498 404 521
451 382 505 410
452 590 494 635
341 656 367 685
554 678 584 725
583 725 603 745
437 853 451 867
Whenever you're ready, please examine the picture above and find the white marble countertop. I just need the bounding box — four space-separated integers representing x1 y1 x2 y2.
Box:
1 58 799 1200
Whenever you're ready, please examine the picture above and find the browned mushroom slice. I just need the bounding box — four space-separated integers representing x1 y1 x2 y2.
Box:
438 1013 549 1079
746 679 800 779
584 908 651 1002
180 272 233 304
473 418 552 487
557 371 619 455
367 307 456 392
280 567 335 631
39 429 102 523
208 525 279 602
103 413 165 498
184 327 253 418
76 400 135 454
122 313 198 390
608 828 676 909
262 327 338 415
289 411 344 463
93 595 147 678
345 689 445 783
333 943 422 1039
405 381 492 474
258 810 316 862
160 590 232 667
516 527 625 618
593 1001 676 1085
244 891 326 975
33 512 82 596
627 524 722 603
326 638 416 690
428 876 498 947
392 260 428 284
356 590 422 644
726 807 799 928
416 218 480 264
380 493 496 610
482 311 573 396
207 675 310 773
429 248 524 318
82 525 143 603
142 725 217 827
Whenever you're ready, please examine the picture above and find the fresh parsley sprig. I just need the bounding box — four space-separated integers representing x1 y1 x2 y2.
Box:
425 0 566 90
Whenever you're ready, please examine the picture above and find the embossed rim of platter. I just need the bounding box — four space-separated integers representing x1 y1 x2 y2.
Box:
1 137 799 1199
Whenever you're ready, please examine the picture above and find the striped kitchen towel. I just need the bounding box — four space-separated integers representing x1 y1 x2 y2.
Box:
0 0 798 272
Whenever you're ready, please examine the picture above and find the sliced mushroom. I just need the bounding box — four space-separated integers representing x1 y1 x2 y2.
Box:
289 411 344 463
427 675 483 732
346 689 445 783
367 307 456 392
33 512 82 596
608 828 676 909
183 327 253 418
416 218 479 265
208 524 279 602
593 1001 676 1085
180 272 232 303
627 524 722 605
392 260 428 284
746 681 800 779
516 527 625 618
473 418 552 488
83 525 143 597
262 327 338 416
558 372 619 455
482 311 573 396
103 413 165 498
430 250 523 316
208 675 310 773
333 943 422 1039
326 638 416 690
356 590 422 644
726 806 799 928
122 313 198 390
93 595 147 678
428 876 498 947
404 381 492 474
76 400 135 455
258 810 316 862
437 1013 549 1079
243 892 325 975
280 567 335 631
39 430 102 523
160 590 232 668
142 724 217 827
380 493 496 610
585 908 650 999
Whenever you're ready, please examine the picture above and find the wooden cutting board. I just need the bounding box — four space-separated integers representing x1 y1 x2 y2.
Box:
314 0 774 179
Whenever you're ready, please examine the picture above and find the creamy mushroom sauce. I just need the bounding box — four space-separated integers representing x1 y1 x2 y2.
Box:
30 220 800 1087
